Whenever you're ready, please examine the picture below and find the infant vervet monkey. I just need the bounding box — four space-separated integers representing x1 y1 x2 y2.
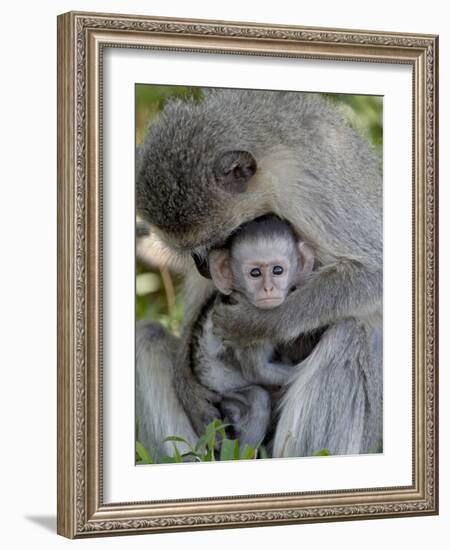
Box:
189 215 315 449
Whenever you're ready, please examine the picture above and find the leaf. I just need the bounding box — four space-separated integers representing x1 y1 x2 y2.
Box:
135 441 153 464
164 435 194 452
194 434 209 454
212 419 229 439
164 435 190 443
240 444 256 460
205 421 220 453
193 420 231 457
206 445 216 461
172 444 183 463
163 439 185 462
181 451 202 461
202 447 215 462
313 448 331 456
220 438 239 461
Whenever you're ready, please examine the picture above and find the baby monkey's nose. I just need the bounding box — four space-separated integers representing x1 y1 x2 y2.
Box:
263 271 273 293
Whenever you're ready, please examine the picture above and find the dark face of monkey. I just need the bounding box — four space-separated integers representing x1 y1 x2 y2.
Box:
209 217 314 309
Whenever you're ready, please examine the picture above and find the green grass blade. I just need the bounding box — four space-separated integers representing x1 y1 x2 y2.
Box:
135 441 153 464
313 448 331 456
240 444 256 460
220 438 239 461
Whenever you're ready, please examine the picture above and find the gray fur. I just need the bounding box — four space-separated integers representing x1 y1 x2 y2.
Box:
136 88 382 458
136 321 198 461
228 213 298 247
273 319 382 456
221 387 271 448
188 296 278 447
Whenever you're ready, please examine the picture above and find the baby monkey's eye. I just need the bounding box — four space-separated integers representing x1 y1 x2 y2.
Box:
273 266 284 275
250 268 262 278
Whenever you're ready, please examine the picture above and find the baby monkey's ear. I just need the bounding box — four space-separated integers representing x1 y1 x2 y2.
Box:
297 241 315 276
209 249 233 295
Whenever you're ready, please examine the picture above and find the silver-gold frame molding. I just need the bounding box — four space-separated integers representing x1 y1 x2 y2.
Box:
57 11 439 538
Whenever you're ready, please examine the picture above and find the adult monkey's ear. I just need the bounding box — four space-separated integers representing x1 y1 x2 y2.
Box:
209 249 233 295
214 150 257 193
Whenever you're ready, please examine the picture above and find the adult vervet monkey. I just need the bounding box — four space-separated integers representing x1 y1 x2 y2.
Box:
136 88 382 461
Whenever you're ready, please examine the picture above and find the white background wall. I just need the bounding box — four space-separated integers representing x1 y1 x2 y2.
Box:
0 0 447 548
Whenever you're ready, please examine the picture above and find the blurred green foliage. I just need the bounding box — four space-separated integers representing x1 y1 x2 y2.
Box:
136 260 184 335
135 85 382 334
325 93 383 150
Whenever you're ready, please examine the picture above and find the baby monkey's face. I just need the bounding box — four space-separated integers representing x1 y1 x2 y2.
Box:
208 221 314 309
231 240 296 309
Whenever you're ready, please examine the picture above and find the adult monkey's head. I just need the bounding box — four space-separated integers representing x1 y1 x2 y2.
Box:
136 92 271 265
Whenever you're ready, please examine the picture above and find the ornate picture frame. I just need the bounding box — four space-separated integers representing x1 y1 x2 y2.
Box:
57 11 438 538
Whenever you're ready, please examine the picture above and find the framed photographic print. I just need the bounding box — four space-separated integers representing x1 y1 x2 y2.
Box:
57 11 439 538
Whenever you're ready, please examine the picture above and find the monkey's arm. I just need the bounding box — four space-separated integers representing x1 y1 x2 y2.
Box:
214 260 381 343
236 345 292 386
261 362 294 385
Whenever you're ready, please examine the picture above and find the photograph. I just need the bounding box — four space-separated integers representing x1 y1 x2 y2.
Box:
56 10 438 538
134 85 384 465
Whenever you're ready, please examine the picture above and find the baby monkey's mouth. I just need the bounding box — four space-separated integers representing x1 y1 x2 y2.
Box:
254 297 284 309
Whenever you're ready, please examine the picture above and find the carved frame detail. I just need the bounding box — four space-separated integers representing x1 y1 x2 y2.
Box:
57 11 438 538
